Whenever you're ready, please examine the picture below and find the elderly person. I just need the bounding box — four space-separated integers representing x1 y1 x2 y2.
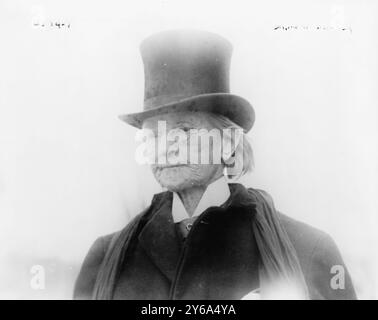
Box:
73 30 356 300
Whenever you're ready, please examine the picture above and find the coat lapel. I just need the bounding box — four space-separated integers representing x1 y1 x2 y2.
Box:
137 184 256 285
138 191 182 283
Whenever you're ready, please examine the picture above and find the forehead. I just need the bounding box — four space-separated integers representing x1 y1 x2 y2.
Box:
142 111 213 129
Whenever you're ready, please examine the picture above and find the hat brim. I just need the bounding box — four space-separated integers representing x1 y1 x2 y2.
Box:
118 93 255 132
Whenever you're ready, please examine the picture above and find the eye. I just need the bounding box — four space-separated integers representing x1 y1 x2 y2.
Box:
175 125 193 133
181 126 191 133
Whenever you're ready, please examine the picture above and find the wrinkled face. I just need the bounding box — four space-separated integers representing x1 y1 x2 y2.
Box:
142 111 224 192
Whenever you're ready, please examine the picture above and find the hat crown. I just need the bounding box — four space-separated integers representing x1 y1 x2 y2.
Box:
140 30 233 109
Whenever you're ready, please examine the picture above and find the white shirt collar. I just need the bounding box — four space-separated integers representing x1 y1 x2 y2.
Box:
172 176 231 223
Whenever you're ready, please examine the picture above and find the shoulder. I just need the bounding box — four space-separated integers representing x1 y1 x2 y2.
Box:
277 211 339 273
72 232 117 299
278 212 330 255
97 232 118 252
277 212 356 299
73 208 150 299
248 187 332 263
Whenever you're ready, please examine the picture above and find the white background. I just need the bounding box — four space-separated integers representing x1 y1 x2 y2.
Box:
0 0 377 299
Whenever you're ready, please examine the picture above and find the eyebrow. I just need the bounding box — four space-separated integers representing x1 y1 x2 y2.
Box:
175 121 194 127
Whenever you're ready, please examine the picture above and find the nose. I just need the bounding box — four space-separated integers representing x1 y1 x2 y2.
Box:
157 131 188 165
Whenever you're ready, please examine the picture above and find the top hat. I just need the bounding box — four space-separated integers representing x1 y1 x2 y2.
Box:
119 29 255 132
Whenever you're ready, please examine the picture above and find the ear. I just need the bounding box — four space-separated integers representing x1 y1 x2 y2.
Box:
221 128 243 164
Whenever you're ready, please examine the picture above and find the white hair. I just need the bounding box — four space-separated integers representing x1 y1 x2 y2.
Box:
208 113 254 180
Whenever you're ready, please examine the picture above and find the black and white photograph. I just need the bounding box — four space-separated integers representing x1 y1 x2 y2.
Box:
0 0 377 303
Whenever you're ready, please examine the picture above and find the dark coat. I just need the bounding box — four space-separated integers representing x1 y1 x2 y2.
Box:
74 184 356 300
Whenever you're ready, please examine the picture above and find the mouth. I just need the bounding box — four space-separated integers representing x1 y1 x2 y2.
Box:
154 164 187 170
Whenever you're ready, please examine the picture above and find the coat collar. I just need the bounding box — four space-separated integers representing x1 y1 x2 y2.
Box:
137 183 256 283
138 191 181 282
172 176 231 223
